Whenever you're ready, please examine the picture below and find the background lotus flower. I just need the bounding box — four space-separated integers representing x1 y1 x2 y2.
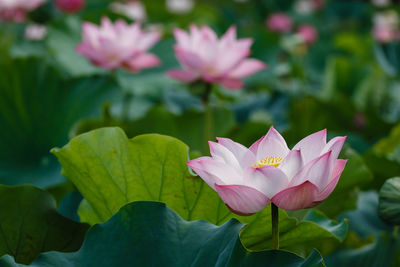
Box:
76 17 161 73
166 0 194 14
372 11 400 43
24 24 47 41
297 24 318 45
0 0 45 22
55 0 85 13
187 127 347 215
110 1 147 22
167 25 266 89
266 13 293 33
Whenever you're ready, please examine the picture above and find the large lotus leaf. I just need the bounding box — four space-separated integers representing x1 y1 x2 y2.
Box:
0 185 89 265
52 127 231 225
378 177 400 226
0 202 326 267
52 127 348 256
0 57 117 188
326 191 400 266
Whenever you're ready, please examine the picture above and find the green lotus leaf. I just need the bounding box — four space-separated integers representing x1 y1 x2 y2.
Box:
0 201 326 267
0 185 89 264
379 177 400 226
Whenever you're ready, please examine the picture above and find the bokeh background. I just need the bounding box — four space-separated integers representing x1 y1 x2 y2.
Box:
1 0 400 265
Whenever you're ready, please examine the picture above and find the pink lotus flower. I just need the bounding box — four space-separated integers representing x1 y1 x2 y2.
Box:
76 17 161 73
55 0 85 13
187 127 347 215
0 0 45 22
110 1 147 22
167 25 266 89
266 13 293 33
24 24 47 41
297 24 318 45
373 26 400 43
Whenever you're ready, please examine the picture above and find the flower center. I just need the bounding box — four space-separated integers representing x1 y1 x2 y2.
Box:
252 157 283 168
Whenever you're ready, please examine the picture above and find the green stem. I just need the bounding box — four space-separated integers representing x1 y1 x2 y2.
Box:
122 92 133 122
393 226 399 239
203 83 213 154
271 203 279 250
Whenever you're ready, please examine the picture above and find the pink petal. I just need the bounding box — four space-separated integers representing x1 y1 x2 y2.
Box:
250 126 289 161
187 157 242 189
314 159 348 202
137 32 161 51
101 17 114 31
278 149 304 180
215 184 270 215
220 78 244 89
220 26 237 44
243 166 289 198
289 151 333 189
228 59 267 78
124 53 160 72
320 136 347 160
216 137 249 162
293 129 327 163
81 22 99 45
173 28 191 48
209 141 242 172
175 47 205 70
215 47 251 75
166 70 199 83
272 181 319 210
201 25 218 41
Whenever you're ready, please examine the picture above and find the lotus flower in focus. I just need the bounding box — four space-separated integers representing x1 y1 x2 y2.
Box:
55 0 85 13
0 0 45 22
76 17 161 73
266 13 293 33
167 25 266 89
297 24 318 45
187 127 347 215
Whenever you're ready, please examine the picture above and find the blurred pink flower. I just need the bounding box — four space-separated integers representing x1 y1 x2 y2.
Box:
0 0 45 22
24 24 47 40
266 13 293 33
76 17 161 73
167 25 266 89
187 127 347 215
373 11 400 43
166 0 194 14
311 0 324 10
373 26 400 43
295 0 324 15
110 1 147 22
55 0 85 13
297 24 318 45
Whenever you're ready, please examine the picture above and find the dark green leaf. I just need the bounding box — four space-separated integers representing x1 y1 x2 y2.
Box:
0 57 117 188
0 185 89 264
4 202 325 267
379 177 400 226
